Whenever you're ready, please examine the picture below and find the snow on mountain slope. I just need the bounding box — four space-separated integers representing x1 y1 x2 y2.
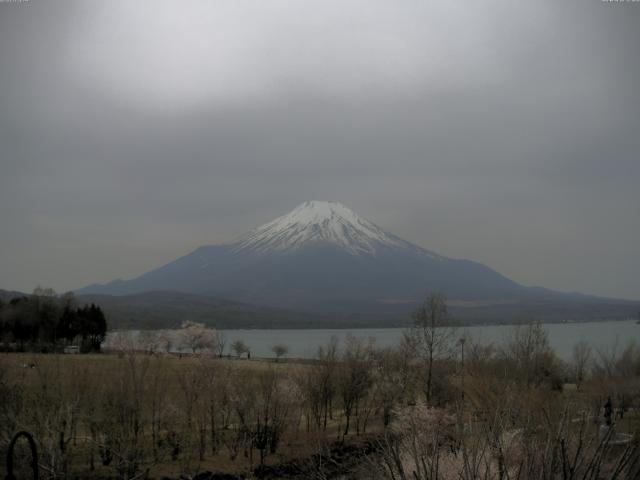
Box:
230 200 436 257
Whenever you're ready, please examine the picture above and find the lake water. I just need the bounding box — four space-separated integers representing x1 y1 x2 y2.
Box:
107 320 640 361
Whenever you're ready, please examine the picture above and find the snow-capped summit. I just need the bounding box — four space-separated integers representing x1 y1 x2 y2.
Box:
230 201 409 255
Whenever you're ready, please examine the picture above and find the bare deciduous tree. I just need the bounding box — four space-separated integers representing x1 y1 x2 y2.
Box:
371 346 414 427
231 339 249 358
271 343 289 362
338 335 373 436
251 368 295 465
502 322 558 389
410 293 456 403
216 331 227 357
572 340 592 389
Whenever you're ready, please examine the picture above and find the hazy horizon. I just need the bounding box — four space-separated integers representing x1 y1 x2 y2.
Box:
1 0 639 300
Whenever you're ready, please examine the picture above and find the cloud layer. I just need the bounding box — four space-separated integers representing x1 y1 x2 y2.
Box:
1 0 639 299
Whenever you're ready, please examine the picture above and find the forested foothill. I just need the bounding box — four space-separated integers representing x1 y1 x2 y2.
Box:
0 287 107 353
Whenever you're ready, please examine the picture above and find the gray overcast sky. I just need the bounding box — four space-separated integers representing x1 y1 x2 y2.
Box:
1 0 639 299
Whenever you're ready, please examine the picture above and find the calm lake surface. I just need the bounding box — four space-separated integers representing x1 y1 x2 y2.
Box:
108 320 640 361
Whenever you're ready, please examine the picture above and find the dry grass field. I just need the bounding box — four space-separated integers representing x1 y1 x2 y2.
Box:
1 323 640 479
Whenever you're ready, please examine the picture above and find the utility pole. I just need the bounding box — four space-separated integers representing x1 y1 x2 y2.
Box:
460 337 466 404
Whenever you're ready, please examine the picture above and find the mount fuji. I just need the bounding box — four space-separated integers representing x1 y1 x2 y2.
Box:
78 201 636 321
81 202 522 305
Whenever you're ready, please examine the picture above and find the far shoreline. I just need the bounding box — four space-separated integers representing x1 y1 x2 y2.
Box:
112 316 638 332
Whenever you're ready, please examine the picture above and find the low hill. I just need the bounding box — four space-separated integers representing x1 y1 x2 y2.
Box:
4 288 639 329
76 291 357 329
0 289 27 302
79 290 640 330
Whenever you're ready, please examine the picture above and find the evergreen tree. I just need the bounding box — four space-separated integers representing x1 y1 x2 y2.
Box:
0 293 107 353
